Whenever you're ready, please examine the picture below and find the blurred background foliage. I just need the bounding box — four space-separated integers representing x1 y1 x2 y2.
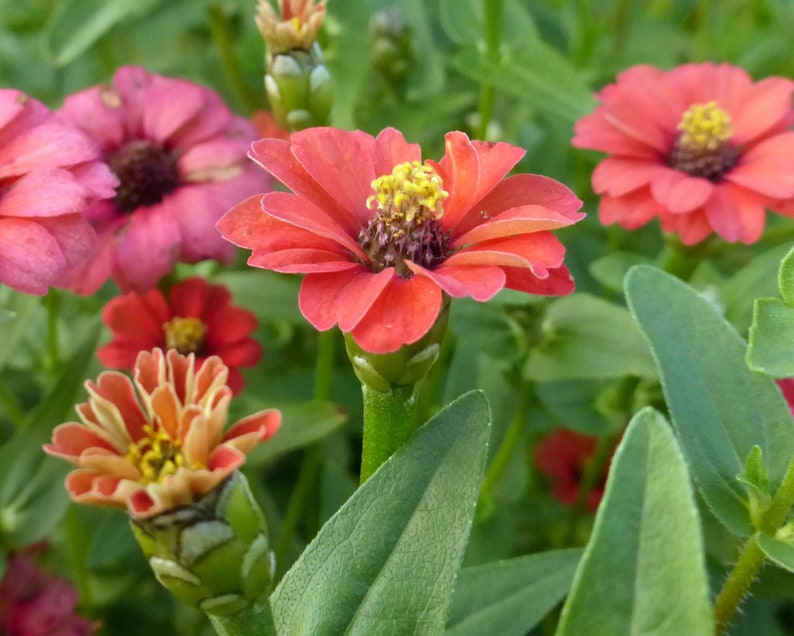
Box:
3 0 794 633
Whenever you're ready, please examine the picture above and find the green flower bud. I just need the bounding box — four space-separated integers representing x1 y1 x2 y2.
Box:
344 299 450 392
266 43 333 132
369 6 414 88
130 471 273 616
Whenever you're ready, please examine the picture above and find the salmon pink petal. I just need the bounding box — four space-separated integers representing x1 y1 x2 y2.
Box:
0 168 89 218
503 265 575 296
650 169 714 214
726 132 794 198
452 206 583 247
447 233 566 271
372 127 422 176
223 409 282 450
44 424 119 460
659 209 713 245
92 372 148 440
349 275 443 354
166 185 237 264
216 195 271 248
599 191 663 228
208 445 247 471
732 77 794 143
0 218 70 294
592 157 665 197
408 262 505 300
251 248 359 274
141 79 208 143
705 183 767 244
150 386 181 439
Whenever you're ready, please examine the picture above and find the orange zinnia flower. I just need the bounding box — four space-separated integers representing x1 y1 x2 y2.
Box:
44 349 280 519
217 127 584 354
573 63 794 244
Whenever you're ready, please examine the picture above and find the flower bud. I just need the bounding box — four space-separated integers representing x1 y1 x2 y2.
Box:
130 471 274 616
369 6 414 89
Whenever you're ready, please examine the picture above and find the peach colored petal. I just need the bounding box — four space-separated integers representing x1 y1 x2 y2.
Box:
372 126 422 176
150 386 181 439
726 132 794 198
650 169 714 214
732 77 794 143
706 182 767 244
503 265 575 296
452 206 584 248
208 445 247 471
592 157 664 197
79 451 141 480
44 424 119 462
91 372 148 441
599 191 663 229
408 262 506 301
222 409 282 450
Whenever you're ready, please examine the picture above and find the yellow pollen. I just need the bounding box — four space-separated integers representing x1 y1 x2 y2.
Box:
126 424 188 484
163 316 207 355
677 101 733 151
366 161 448 224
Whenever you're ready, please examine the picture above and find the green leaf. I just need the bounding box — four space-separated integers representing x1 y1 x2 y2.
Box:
557 408 712 636
446 549 582 636
777 247 794 305
758 534 794 572
270 391 492 634
747 298 794 377
625 266 794 537
525 293 657 381
0 290 39 371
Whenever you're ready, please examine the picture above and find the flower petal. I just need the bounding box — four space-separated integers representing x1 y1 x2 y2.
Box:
408 262 506 301
726 132 794 199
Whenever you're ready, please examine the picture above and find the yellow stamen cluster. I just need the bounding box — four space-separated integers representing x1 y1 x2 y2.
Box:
677 101 734 151
163 317 207 356
367 161 448 224
126 424 188 483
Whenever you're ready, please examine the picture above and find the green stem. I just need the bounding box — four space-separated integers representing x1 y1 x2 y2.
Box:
208 600 276 636
476 0 503 139
713 534 765 635
360 383 418 483
207 4 262 114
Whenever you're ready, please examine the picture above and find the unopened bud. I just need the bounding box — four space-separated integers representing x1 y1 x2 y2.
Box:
369 7 414 89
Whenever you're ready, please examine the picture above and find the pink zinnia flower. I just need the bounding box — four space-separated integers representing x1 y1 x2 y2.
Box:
572 63 794 244
44 348 281 519
0 89 117 295
57 66 269 294
534 428 613 512
0 545 99 636
97 277 261 394
217 127 584 354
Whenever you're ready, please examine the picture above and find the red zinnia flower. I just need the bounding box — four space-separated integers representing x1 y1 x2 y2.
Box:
572 63 794 244
56 66 269 294
45 348 281 519
97 277 261 394
0 89 117 295
0 545 99 636
217 127 584 354
534 428 612 512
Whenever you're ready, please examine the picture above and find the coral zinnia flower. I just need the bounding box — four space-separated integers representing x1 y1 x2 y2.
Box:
217 127 584 354
533 428 612 512
57 66 269 294
572 63 794 244
97 277 261 394
0 89 118 295
44 348 280 519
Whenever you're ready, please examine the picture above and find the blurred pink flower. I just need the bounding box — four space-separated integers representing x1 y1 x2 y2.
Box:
218 127 584 354
97 277 261 394
0 546 99 636
573 63 794 244
0 89 117 295
45 348 280 519
57 66 268 294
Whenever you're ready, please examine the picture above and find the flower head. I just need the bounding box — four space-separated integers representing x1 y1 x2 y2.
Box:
97 277 261 394
534 428 612 512
573 63 794 244
218 127 584 354
56 66 269 294
256 0 327 55
44 348 280 519
0 545 99 636
0 90 117 295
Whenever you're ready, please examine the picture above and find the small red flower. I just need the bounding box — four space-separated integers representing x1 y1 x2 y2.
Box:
44 349 281 519
56 66 269 294
97 277 261 394
0 546 99 636
573 63 794 244
534 428 612 512
218 127 584 354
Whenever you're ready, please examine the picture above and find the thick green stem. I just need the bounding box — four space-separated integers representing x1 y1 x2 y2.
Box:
360 383 418 483
476 0 502 139
713 534 765 634
208 601 276 636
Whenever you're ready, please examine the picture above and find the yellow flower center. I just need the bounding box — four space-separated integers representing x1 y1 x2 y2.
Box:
676 101 733 151
163 317 207 356
359 161 450 278
366 161 448 224
126 424 188 484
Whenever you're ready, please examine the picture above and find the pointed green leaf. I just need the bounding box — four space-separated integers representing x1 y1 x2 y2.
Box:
526 293 657 381
270 391 491 635
446 549 582 636
557 408 712 635
758 534 794 572
777 247 794 305
625 265 794 537
747 298 794 377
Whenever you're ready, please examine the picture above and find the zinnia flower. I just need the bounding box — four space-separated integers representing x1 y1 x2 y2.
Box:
0 89 117 295
44 348 280 519
572 63 794 244
256 0 327 55
217 127 584 354
533 428 612 512
96 277 261 394
56 66 269 294
0 545 99 636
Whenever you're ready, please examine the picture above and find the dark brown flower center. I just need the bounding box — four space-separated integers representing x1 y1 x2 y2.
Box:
358 161 450 278
668 101 739 182
108 140 180 213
